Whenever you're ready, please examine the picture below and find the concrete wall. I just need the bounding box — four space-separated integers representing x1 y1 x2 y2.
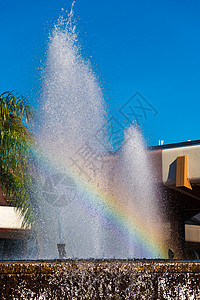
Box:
185 224 200 243
162 145 200 186
0 206 24 229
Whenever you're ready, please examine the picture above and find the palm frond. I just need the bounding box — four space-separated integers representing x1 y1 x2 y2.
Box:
0 90 36 227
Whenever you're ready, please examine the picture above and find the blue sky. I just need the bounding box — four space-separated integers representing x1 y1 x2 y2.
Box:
0 0 200 146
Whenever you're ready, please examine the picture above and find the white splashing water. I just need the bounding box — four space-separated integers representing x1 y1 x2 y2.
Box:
33 3 165 259
115 126 164 256
41 3 106 162
35 4 108 259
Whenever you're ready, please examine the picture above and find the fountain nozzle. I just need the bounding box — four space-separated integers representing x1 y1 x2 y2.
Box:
57 244 66 259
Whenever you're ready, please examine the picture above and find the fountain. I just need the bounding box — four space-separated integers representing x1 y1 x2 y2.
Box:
1 2 200 298
31 2 166 261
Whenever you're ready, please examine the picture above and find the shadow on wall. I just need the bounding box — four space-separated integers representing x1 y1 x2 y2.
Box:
167 159 177 183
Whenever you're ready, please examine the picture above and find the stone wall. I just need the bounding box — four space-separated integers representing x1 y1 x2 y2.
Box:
0 260 200 299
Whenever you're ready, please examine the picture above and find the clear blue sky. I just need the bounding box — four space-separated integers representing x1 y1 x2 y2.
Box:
0 0 200 146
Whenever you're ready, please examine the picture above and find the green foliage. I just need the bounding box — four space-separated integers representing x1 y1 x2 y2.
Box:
0 91 36 227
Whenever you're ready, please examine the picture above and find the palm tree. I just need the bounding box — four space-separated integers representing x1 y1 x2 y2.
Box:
0 91 35 227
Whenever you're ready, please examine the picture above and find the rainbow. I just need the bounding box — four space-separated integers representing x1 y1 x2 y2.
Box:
32 145 167 259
